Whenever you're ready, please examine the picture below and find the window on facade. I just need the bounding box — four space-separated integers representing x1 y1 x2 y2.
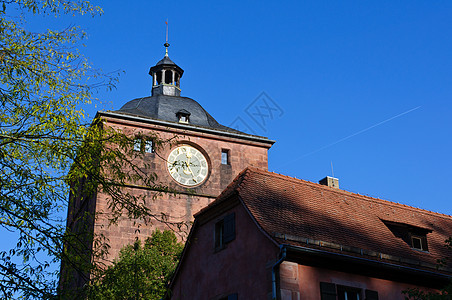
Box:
411 235 426 251
176 110 190 124
218 293 237 300
320 282 336 300
179 115 189 123
365 290 379 300
221 149 230 165
215 219 224 249
133 138 154 153
337 285 361 300
133 139 142 152
144 140 153 153
215 213 235 251
320 282 378 300
382 220 430 252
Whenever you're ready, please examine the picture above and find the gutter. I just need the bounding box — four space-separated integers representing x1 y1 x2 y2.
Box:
282 244 452 282
272 245 287 300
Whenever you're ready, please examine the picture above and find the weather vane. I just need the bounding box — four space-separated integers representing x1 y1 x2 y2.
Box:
164 19 169 57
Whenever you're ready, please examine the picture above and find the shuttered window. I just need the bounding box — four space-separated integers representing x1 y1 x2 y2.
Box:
227 293 238 300
320 282 337 300
219 293 238 300
223 213 235 243
215 213 235 251
320 282 379 300
365 290 379 300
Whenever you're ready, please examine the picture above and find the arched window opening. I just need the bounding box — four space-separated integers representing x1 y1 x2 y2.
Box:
165 70 173 84
156 71 163 85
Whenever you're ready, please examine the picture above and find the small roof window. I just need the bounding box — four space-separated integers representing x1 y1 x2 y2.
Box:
176 109 191 124
382 220 431 252
411 236 424 250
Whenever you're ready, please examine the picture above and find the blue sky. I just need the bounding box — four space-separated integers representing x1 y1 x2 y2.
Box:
31 1 452 215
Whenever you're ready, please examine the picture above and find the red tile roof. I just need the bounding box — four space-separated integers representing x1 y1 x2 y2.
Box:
200 167 452 273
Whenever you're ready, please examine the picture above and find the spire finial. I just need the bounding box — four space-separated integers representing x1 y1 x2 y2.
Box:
164 19 169 57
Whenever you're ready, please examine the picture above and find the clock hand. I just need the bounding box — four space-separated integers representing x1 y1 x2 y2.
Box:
186 156 197 179
182 155 196 176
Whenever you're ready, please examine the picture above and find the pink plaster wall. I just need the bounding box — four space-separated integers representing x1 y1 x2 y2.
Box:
280 263 438 300
170 201 279 300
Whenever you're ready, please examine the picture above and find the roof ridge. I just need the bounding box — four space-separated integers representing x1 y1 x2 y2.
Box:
220 167 250 196
194 167 251 217
135 96 147 108
248 168 452 220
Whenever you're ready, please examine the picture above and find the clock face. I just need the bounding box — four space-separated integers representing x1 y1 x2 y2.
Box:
167 145 209 186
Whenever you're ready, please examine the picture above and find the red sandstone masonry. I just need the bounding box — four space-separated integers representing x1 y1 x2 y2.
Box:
90 117 271 263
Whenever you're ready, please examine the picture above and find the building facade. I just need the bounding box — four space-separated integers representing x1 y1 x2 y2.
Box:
63 44 274 290
169 168 452 299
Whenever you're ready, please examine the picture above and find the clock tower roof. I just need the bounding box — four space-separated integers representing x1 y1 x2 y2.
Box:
115 94 243 134
108 43 274 144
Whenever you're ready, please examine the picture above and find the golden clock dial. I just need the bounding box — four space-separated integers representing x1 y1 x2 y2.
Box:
167 145 209 186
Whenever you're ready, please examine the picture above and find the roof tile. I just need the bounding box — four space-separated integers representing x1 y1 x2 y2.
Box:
206 167 452 271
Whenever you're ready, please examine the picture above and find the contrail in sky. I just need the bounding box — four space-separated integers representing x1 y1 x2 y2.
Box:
283 106 421 166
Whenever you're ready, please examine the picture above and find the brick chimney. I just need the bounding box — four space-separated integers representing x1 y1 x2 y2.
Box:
319 176 339 189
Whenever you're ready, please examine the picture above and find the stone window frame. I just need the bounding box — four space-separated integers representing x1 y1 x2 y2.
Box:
133 137 154 154
221 149 230 165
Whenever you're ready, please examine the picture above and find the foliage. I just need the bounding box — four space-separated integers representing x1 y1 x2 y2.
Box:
403 284 452 300
87 230 184 300
0 1 104 298
0 1 178 298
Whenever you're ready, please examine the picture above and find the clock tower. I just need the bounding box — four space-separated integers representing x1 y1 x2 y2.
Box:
67 43 274 270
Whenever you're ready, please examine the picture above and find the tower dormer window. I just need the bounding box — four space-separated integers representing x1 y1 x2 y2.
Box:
179 115 188 123
176 109 190 124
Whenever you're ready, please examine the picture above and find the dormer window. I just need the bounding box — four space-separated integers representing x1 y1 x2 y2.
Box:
176 109 190 124
411 235 427 251
179 115 189 123
382 220 431 252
